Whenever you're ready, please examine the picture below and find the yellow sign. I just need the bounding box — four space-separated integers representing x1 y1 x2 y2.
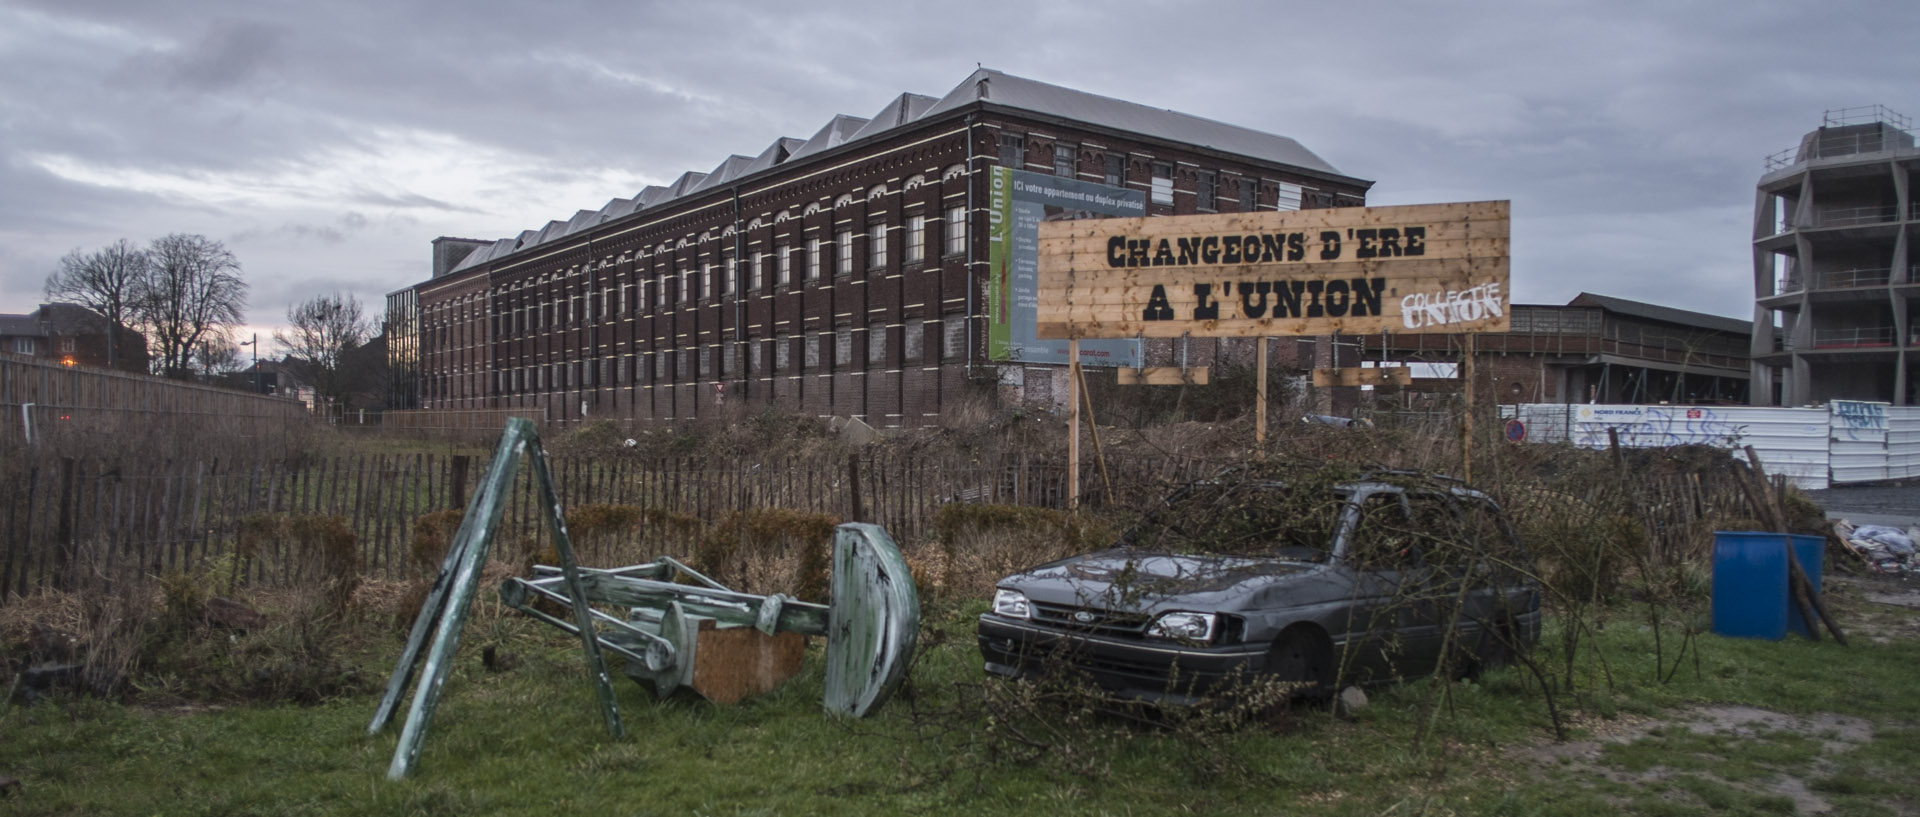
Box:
1036 201 1510 339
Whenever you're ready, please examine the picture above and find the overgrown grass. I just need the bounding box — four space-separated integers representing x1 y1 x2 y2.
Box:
5 582 1919 816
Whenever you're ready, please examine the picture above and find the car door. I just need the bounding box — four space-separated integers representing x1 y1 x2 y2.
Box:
1333 489 1436 683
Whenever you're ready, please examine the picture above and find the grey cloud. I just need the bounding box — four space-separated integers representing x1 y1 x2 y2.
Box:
2 0 1916 328
114 18 285 93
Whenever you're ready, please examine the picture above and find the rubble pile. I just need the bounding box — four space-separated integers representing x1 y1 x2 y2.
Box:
1834 520 1918 575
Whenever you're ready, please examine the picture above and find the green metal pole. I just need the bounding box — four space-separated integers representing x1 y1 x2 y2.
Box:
527 435 626 739
383 419 531 778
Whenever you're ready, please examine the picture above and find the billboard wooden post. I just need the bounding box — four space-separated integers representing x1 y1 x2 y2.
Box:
1461 334 1476 483
1067 338 1081 509
1255 338 1269 457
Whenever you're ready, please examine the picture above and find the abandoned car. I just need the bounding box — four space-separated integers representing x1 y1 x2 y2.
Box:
976 472 1541 703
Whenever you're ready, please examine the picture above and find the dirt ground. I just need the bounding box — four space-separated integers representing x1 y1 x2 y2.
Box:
1512 572 1920 815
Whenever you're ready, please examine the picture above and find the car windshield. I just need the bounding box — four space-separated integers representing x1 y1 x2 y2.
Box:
1122 481 1342 562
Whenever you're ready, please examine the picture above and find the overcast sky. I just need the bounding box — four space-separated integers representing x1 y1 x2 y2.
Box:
3 0 1916 346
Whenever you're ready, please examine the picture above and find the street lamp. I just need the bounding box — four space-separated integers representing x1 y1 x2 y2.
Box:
238 333 260 394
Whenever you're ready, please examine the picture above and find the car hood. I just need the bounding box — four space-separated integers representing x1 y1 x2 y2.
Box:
999 548 1336 614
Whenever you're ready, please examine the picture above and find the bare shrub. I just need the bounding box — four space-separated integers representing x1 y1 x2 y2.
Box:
694 509 838 601
925 504 1114 603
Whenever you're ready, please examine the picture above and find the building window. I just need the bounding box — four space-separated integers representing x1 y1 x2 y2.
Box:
836 229 853 276
703 262 716 300
999 133 1025 168
944 205 966 256
749 340 763 373
904 318 924 362
13 337 34 355
777 243 792 286
942 319 967 361
1150 162 1173 206
722 256 737 296
1103 154 1124 186
804 333 821 369
1238 178 1258 212
904 215 925 264
1196 171 1217 212
61 337 76 354
834 326 853 366
774 335 791 372
678 264 692 304
868 322 886 365
807 237 822 281
1053 143 1076 177
868 221 887 269
750 252 764 291
1276 182 1303 211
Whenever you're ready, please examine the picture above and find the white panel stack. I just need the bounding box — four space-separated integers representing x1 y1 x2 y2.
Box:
1829 401 1891 485
1885 406 1920 480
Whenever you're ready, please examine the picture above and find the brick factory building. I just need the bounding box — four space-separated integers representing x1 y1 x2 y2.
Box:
387 69 1372 427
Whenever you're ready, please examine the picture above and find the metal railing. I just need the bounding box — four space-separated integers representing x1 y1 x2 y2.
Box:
1814 205 1901 227
1826 105 1912 130
1813 326 1896 348
1764 106 1915 171
1815 267 1893 289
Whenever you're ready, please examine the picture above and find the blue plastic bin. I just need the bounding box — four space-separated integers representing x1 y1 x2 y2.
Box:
1711 531 1825 640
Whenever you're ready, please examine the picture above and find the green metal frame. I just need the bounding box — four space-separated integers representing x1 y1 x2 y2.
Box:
367 418 622 780
369 420 919 779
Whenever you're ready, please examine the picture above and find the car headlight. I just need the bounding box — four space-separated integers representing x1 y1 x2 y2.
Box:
992 589 1031 619
1147 611 1216 642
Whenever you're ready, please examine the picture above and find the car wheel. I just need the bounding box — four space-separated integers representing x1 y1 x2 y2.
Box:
1265 628 1334 700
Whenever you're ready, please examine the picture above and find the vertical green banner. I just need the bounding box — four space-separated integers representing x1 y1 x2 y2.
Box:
987 166 1015 360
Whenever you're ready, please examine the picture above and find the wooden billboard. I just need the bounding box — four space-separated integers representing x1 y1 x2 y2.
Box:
1036 200 1509 339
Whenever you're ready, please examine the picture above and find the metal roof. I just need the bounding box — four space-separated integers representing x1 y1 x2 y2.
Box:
787 114 871 162
450 68 1357 276
742 137 808 176
848 93 938 143
1567 292 1752 335
921 69 1344 176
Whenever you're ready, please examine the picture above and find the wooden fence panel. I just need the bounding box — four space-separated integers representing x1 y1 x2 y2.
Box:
0 446 1237 604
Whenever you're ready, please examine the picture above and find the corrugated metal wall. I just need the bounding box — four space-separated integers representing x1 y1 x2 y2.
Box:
1506 401 1920 488
1504 403 1833 489
1829 401 1890 484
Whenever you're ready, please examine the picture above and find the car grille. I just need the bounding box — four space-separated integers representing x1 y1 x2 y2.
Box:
1029 601 1151 638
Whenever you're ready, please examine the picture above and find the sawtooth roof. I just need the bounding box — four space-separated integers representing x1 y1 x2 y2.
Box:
452 68 1357 274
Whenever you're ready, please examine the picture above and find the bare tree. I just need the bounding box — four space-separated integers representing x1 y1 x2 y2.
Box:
275 292 371 410
196 332 246 377
43 238 149 370
141 234 247 379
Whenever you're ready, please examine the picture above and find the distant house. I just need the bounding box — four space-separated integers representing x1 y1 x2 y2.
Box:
0 303 149 373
